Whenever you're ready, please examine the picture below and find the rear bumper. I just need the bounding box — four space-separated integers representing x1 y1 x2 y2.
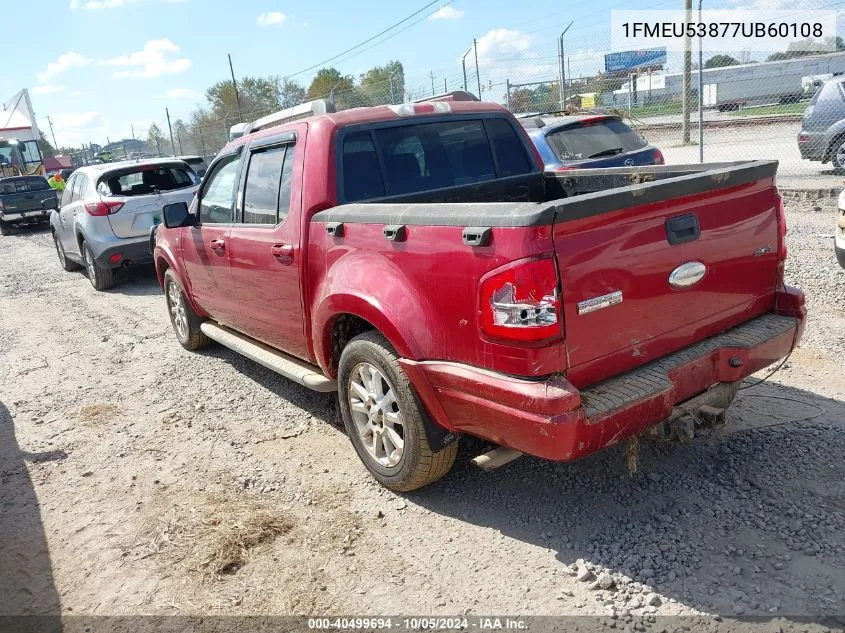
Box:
94 236 154 268
798 130 827 161
400 289 805 461
0 209 51 224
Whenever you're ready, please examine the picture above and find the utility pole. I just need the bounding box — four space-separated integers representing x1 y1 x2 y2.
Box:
228 53 244 121
46 115 58 149
388 71 396 104
461 46 472 92
198 126 206 157
682 0 692 144
698 0 704 161
558 22 573 110
506 79 511 111
473 38 481 99
444 78 447 93
176 128 183 155
430 71 435 96
166 107 176 157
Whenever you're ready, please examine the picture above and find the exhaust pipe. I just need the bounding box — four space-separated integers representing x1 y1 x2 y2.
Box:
472 447 523 471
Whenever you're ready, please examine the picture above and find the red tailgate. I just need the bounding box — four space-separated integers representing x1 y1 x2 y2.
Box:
554 176 780 387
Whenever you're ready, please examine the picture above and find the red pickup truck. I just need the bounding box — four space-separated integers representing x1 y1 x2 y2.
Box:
153 100 805 491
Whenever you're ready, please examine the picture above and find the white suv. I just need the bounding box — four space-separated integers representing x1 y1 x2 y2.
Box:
50 159 199 290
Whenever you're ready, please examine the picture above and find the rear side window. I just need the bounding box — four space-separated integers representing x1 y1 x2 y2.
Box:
97 165 196 197
545 119 648 161
60 175 76 206
26 177 51 191
340 118 533 202
242 145 294 225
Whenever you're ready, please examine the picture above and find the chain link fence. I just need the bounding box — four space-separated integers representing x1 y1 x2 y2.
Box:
71 1 845 188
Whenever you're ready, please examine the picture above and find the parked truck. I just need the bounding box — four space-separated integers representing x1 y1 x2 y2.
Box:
0 174 58 235
153 100 805 491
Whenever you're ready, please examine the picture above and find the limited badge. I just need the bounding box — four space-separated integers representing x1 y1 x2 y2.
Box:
577 290 623 315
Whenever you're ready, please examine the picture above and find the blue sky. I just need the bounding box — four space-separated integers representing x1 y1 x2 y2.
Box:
4 0 837 147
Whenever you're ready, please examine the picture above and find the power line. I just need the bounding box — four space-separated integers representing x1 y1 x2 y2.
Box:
287 0 444 78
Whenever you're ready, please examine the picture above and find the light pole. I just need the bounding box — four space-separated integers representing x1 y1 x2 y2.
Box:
698 0 704 162
682 0 692 143
558 21 574 110
461 45 473 93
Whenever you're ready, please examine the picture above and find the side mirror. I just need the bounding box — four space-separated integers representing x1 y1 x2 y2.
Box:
162 202 193 228
41 197 58 210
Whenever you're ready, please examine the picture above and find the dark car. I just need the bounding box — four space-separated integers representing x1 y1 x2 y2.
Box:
798 77 845 172
519 114 664 171
0 175 58 235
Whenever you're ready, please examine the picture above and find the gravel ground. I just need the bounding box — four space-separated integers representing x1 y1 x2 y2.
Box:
0 200 843 625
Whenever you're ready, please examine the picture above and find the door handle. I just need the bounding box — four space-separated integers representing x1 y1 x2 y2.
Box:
210 238 226 252
270 243 294 262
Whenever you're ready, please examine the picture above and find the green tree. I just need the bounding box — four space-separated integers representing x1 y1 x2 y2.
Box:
38 131 56 159
307 68 369 110
205 76 281 122
360 61 405 104
276 76 306 108
705 54 740 68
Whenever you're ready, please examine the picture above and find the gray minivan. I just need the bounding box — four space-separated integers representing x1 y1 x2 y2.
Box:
798 76 845 172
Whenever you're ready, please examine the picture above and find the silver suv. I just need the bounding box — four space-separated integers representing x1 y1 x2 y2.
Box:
50 159 199 290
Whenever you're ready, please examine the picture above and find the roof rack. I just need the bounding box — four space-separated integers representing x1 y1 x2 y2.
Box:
413 90 480 103
247 99 336 134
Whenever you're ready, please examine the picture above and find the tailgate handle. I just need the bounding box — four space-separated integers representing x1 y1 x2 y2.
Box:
325 222 344 237
462 226 492 247
666 214 700 245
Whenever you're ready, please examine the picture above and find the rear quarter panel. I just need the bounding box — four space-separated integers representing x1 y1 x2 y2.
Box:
306 220 565 378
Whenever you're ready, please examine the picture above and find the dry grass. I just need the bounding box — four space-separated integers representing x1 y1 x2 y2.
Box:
137 494 295 578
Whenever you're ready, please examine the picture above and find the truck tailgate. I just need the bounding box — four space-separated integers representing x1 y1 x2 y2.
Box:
553 166 780 386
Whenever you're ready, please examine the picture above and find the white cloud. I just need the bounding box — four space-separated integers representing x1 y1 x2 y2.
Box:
165 87 200 99
105 39 192 78
429 6 464 20
84 0 136 7
51 111 110 146
475 29 534 62
257 11 286 26
69 0 80 7
32 85 67 95
37 52 91 83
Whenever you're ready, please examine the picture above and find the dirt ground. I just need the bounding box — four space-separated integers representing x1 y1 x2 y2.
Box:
0 198 843 622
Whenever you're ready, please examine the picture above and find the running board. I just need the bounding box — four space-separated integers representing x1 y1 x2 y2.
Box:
200 322 337 392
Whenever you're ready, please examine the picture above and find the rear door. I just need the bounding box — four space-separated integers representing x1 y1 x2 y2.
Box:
180 152 241 324
226 129 308 357
97 163 199 238
554 171 780 378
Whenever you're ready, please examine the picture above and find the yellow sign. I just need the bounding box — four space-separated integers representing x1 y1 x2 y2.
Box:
580 93 596 108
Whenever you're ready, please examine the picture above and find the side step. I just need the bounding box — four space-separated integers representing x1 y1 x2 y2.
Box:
200 322 337 393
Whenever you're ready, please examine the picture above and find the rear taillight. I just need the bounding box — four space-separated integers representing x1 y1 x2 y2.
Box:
479 257 561 344
776 192 787 261
84 200 124 216
653 148 665 164
554 165 575 172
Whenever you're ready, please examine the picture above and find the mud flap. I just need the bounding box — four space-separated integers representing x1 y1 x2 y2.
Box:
421 413 459 452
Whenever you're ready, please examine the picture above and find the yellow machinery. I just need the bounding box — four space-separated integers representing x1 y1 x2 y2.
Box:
0 138 45 178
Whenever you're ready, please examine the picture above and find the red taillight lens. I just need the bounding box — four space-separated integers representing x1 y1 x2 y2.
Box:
84 200 124 216
479 257 561 344
554 165 575 172
776 193 787 261
653 148 665 164
798 134 809 143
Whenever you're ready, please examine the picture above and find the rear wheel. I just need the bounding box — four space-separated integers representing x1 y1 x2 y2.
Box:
0 220 10 236
338 331 458 492
53 230 80 272
164 269 209 350
831 138 845 173
82 241 116 291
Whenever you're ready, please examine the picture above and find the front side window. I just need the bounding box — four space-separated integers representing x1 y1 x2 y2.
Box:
242 145 294 225
199 155 240 224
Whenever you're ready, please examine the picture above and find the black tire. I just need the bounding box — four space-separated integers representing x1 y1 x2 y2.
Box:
82 241 116 291
831 138 845 174
53 230 81 272
0 220 10 236
836 242 845 269
338 330 457 492
163 268 209 351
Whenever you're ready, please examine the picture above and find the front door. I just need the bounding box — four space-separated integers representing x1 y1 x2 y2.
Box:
180 152 241 325
227 132 308 359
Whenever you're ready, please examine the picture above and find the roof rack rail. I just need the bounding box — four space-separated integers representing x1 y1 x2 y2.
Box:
413 90 480 103
247 99 337 135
